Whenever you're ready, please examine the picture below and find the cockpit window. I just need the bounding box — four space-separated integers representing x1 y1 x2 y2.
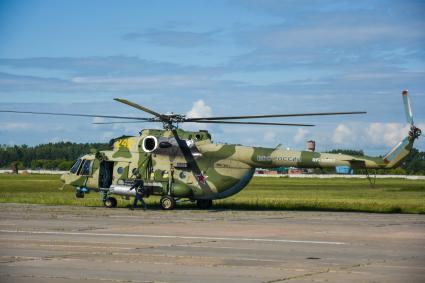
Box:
80 160 92 176
70 159 82 174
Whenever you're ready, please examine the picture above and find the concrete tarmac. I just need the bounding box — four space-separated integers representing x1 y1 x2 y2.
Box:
0 203 424 283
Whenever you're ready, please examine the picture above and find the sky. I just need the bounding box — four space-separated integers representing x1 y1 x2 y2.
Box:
0 0 424 155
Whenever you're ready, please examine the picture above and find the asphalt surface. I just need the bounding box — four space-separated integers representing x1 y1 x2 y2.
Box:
0 203 424 283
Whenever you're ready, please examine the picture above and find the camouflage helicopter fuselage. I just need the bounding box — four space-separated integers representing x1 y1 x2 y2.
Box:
61 125 416 204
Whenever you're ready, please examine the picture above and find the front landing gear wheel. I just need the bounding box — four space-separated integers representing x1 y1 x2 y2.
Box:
75 191 84 198
160 196 176 210
104 197 117 208
196 199 213 209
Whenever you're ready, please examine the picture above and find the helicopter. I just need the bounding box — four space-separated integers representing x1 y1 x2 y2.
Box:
0 90 421 210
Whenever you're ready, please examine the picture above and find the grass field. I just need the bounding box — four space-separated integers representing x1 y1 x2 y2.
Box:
0 174 424 213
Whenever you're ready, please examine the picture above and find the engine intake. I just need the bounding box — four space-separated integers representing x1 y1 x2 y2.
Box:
142 136 158 152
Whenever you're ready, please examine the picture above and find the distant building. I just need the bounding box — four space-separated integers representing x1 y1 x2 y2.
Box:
306 140 316 152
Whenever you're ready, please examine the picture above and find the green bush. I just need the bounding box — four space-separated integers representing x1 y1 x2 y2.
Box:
58 160 73 170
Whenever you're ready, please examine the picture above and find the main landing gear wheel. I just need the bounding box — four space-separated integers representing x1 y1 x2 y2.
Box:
75 191 84 198
160 195 176 210
196 199 213 209
104 197 117 208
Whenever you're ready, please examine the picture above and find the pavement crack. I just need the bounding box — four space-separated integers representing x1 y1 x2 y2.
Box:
133 239 217 251
75 227 106 232
170 239 217 247
263 261 376 282
0 255 62 264
263 269 331 283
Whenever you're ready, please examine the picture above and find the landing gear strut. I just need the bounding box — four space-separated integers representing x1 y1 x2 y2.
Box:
365 168 377 188
160 195 176 210
196 199 213 209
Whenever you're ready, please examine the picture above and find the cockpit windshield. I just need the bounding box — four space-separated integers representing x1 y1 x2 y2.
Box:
70 159 82 174
80 160 92 175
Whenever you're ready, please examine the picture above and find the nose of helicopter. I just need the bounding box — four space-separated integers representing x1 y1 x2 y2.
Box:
60 173 66 183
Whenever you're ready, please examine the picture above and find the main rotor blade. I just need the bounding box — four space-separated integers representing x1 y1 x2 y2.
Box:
0 110 152 120
187 120 315 126
185 111 366 121
93 121 157 124
114 98 167 120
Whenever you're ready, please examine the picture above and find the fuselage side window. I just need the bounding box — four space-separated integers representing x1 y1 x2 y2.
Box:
70 159 82 174
80 160 92 176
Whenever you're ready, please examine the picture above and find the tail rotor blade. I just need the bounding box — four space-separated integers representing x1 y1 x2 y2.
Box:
402 90 414 125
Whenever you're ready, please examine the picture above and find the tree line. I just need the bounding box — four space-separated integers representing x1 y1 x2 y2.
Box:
0 142 424 174
0 142 109 170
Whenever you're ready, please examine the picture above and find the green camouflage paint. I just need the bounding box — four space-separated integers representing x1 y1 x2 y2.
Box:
60 124 417 201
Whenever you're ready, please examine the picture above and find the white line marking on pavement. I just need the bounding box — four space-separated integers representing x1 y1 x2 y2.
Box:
0 230 346 245
174 244 264 250
39 244 134 250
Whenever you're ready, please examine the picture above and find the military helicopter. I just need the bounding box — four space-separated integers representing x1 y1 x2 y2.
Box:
0 90 421 210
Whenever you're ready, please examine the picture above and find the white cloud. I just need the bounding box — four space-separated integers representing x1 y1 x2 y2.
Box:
263 131 276 143
102 131 116 140
92 117 106 129
0 122 32 131
186 100 212 118
294 128 309 143
185 100 213 131
365 123 410 147
109 123 143 135
0 122 67 139
47 136 69 143
332 124 353 144
92 117 106 123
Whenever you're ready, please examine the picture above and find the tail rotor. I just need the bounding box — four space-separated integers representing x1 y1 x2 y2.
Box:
402 90 421 140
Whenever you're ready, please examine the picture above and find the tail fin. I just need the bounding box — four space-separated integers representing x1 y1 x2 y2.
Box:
383 90 421 168
383 137 413 168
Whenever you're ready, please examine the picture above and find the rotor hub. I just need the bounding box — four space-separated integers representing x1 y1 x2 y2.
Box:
409 125 422 140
